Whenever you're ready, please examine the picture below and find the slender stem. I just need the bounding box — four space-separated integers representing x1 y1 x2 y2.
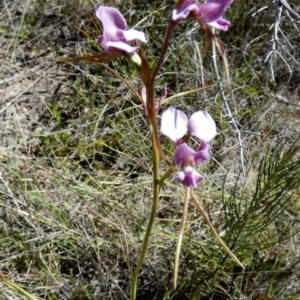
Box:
159 165 175 190
130 18 177 300
173 187 190 289
146 72 171 166
152 113 172 166
130 122 161 300
101 63 143 104
150 22 176 87
190 190 245 269
161 85 213 107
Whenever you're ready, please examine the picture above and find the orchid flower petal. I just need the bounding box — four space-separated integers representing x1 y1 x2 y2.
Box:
207 18 231 31
161 108 188 143
172 0 234 31
188 111 217 142
194 141 211 164
96 6 146 54
174 143 197 166
172 1 200 22
197 0 234 23
96 6 127 32
174 142 210 166
105 41 138 53
176 168 204 189
123 29 147 43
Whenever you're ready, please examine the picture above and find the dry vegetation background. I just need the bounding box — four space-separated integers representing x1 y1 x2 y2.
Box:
0 0 300 299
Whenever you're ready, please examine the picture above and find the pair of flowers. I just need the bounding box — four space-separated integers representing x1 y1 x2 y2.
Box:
161 108 216 188
96 0 234 54
95 1 222 188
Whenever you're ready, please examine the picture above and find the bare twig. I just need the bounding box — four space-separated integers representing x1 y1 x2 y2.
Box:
211 34 246 177
265 0 300 81
265 0 283 81
279 0 300 21
192 39 209 102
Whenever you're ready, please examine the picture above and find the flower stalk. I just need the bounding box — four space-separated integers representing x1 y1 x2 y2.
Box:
130 21 175 298
173 187 191 289
130 120 161 300
190 190 244 269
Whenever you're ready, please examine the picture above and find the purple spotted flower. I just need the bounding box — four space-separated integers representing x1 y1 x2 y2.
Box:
172 0 235 31
96 6 146 54
161 107 216 188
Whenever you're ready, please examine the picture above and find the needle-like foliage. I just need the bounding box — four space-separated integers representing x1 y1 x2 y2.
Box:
223 137 300 253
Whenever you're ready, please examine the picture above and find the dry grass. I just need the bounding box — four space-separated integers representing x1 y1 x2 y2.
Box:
0 0 300 299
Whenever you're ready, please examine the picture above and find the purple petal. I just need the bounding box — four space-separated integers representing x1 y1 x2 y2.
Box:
198 0 234 23
96 6 146 54
161 107 188 143
172 0 234 31
174 143 196 166
174 143 210 166
194 141 211 164
175 168 204 189
172 0 200 22
96 6 127 33
98 30 125 50
188 111 217 142
207 18 231 31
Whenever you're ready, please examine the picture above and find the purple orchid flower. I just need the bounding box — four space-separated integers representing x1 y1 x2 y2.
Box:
172 0 235 31
96 6 147 54
161 107 216 188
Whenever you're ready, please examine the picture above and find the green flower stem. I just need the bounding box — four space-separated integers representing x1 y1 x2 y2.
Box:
152 115 171 166
159 165 175 190
130 122 161 300
173 187 190 289
190 190 244 269
130 19 177 300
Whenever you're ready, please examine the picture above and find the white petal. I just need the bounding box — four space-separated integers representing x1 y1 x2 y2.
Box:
106 41 138 53
161 107 188 143
188 111 217 142
123 29 147 43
